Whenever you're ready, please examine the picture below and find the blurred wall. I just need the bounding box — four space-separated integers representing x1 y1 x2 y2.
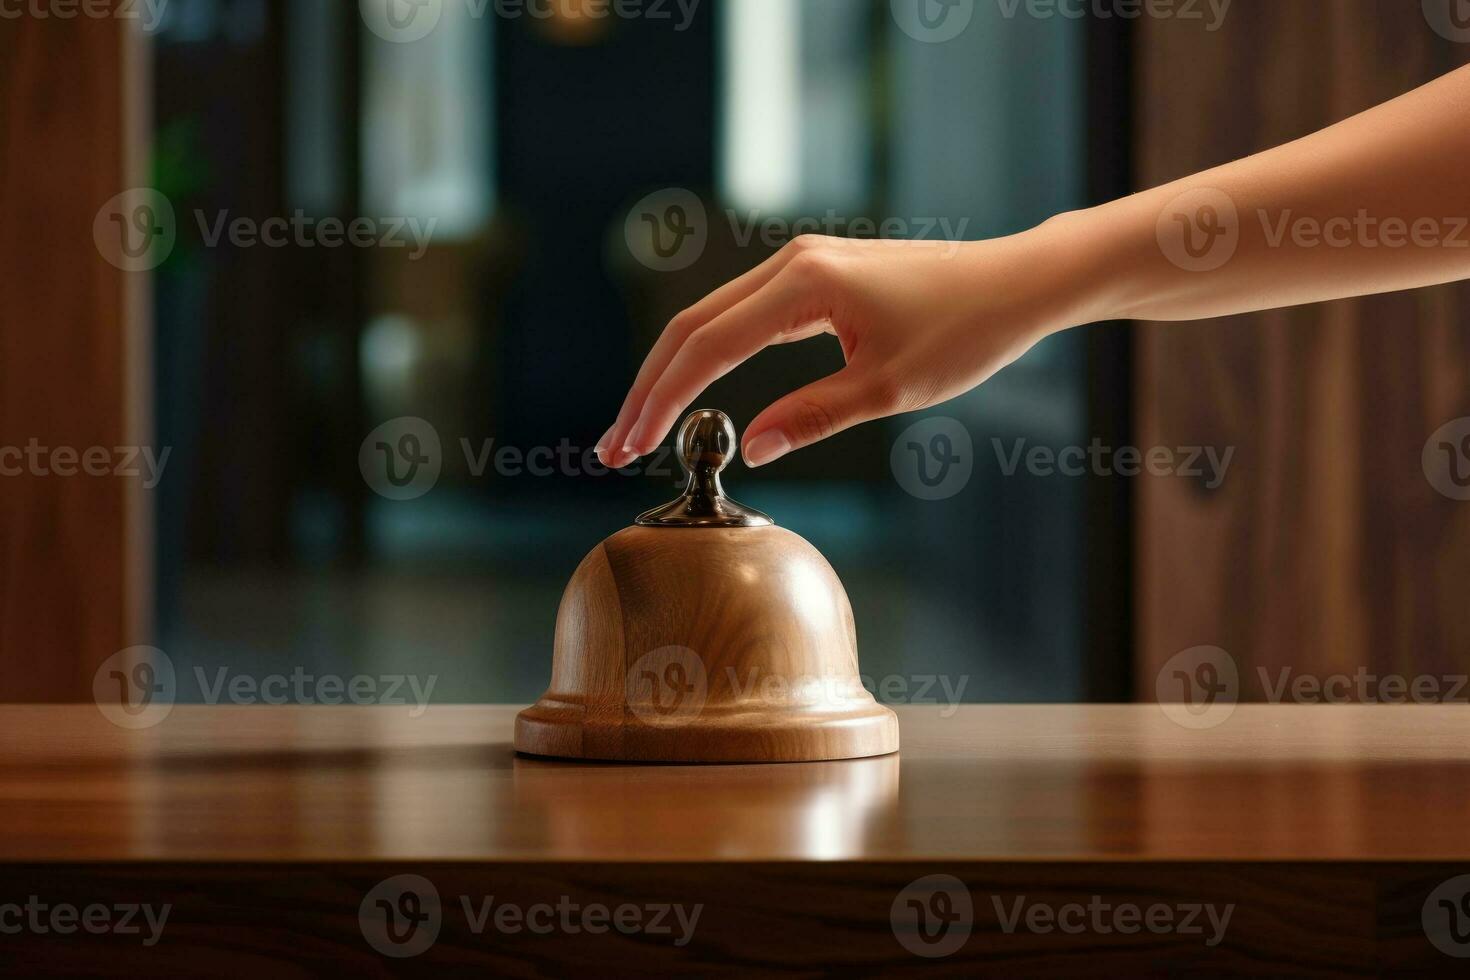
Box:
1136 2 1470 698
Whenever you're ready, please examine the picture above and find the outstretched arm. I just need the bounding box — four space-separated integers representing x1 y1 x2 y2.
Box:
597 64 1470 470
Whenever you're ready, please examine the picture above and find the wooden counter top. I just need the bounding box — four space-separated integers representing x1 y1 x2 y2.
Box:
4 704 1467 974
4 703 1470 863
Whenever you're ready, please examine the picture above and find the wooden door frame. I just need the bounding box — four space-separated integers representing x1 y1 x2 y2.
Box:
0 8 152 701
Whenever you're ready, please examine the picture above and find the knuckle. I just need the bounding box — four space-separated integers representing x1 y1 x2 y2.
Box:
786 233 825 254
788 399 840 445
785 249 837 285
667 307 700 337
681 327 735 373
681 327 714 358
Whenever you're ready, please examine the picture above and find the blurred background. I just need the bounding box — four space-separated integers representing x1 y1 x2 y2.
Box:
147 0 1110 704
4 0 1469 705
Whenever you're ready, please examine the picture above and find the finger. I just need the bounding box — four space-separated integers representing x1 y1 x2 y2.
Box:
600 252 794 466
621 267 829 457
742 369 879 468
598 245 806 467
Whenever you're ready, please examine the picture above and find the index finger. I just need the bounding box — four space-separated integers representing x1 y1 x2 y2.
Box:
598 243 802 467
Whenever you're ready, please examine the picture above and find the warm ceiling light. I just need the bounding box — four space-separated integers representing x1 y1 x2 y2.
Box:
533 0 615 46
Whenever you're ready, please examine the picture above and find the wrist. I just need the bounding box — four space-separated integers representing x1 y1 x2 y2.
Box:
1023 205 1134 330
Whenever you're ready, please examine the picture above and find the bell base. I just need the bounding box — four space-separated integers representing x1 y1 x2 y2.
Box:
514 699 900 763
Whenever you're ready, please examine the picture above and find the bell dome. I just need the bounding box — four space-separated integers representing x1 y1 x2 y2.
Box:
515 410 899 763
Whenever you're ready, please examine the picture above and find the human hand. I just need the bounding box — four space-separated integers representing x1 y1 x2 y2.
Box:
595 223 1102 469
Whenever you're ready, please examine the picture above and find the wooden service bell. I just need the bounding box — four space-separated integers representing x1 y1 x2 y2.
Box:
515 409 899 763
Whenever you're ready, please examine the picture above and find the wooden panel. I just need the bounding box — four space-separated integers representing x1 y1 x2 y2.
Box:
0 9 150 699
1135 3 1470 699
2 862 1453 976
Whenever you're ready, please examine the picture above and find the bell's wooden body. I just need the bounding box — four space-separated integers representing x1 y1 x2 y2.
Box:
515 524 900 763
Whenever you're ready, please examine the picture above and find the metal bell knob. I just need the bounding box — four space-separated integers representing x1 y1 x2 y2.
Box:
678 409 736 476
635 409 773 528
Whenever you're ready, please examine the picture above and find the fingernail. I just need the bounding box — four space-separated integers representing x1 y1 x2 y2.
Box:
594 425 615 456
743 431 791 468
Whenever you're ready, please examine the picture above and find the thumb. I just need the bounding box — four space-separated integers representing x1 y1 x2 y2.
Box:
741 369 882 468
